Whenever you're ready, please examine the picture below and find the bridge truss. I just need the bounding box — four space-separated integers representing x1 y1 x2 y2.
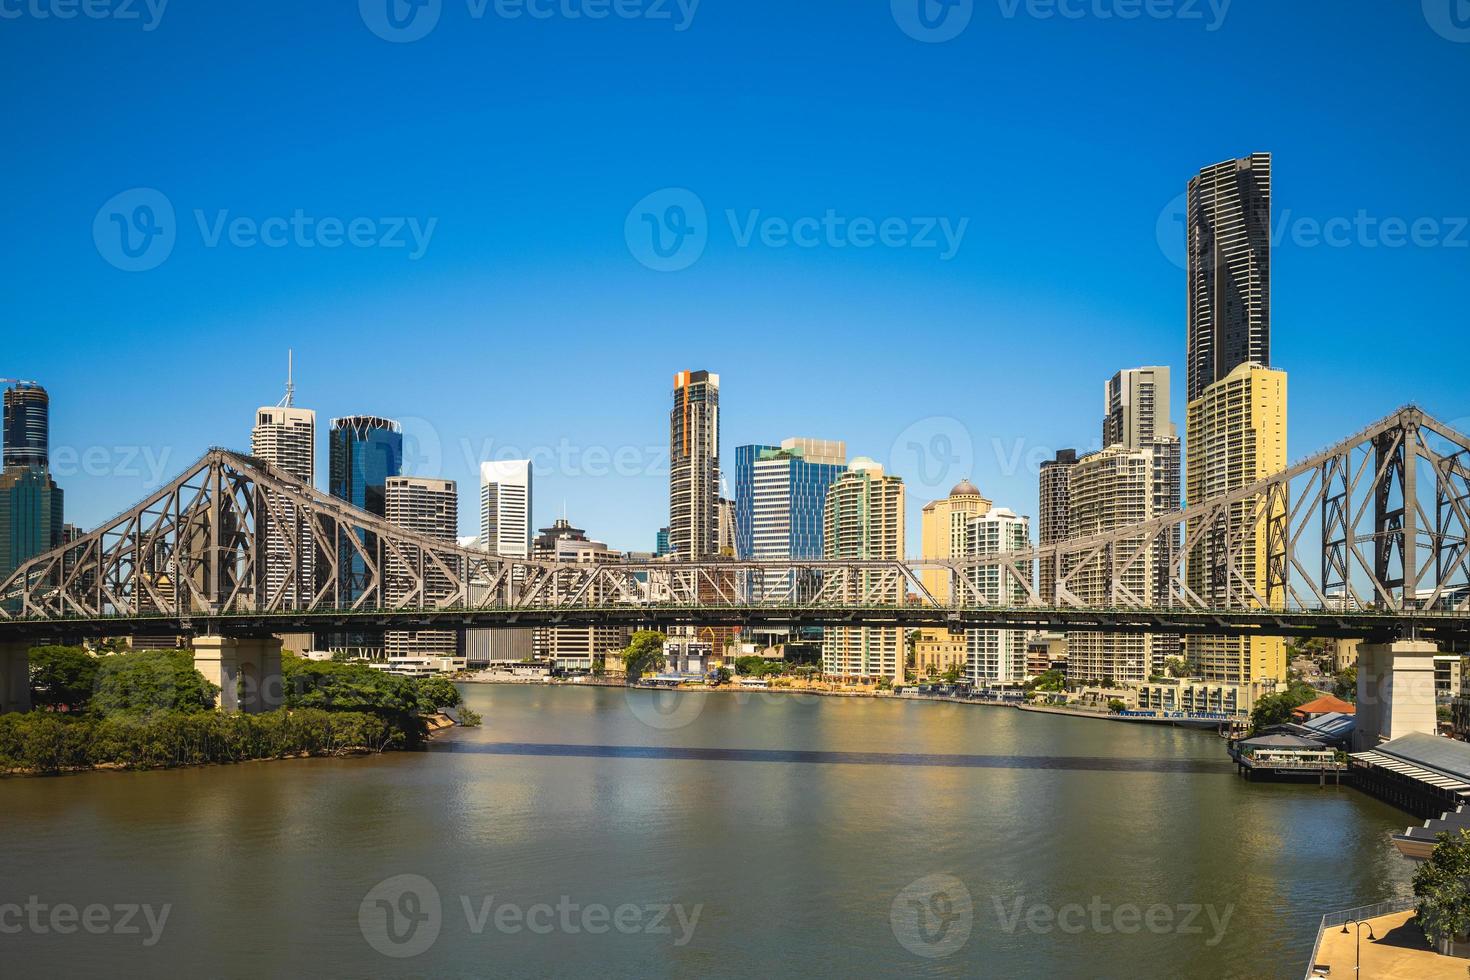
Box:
0 407 1467 643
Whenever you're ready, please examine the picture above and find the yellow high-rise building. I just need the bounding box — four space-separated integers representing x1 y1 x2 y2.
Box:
1184 362 1288 684
822 458 906 683
914 481 991 678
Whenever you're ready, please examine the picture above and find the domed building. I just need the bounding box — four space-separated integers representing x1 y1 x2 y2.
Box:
913 479 993 681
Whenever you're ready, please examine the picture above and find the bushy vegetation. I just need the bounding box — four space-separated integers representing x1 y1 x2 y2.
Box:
1413 829 1470 947
2 646 475 776
621 631 667 682
1248 679 1321 733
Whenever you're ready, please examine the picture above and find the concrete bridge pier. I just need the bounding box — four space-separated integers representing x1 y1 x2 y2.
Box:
194 636 283 714
0 642 31 714
1353 639 1440 751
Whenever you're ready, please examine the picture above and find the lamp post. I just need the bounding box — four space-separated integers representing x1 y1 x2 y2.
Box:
1340 919 1376 977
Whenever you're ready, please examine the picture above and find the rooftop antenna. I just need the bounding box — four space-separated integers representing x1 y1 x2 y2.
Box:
277 350 295 408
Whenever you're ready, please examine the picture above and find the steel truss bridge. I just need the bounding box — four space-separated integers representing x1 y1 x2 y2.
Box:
1 407 1468 645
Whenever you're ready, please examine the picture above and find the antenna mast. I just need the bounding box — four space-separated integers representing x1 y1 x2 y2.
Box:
278 350 295 408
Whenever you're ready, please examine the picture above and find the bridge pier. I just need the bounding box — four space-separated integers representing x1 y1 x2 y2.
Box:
194 636 283 714
1353 640 1439 751
0 642 31 714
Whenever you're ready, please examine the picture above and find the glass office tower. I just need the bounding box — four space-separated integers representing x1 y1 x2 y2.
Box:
326 416 402 651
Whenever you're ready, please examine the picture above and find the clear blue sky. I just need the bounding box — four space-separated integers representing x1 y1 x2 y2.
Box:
2 1 1467 552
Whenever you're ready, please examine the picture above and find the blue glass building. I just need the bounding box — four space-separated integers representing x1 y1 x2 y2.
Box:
328 416 403 607
734 439 847 561
0 383 63 586
732 444 775 559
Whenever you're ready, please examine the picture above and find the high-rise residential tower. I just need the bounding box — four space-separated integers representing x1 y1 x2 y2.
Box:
384 476 459 660
965 507 1032 686
915 480 991 677
1185 362 1288 684
1186 152 1271 403
669 370 720 559
1103 367 1175 449
480 459 533 559
1037 450 1078 605
822 458 905 682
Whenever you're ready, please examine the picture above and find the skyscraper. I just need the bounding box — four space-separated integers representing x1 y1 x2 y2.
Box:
965 507 1032 686
1037 449 1077 606
3 383 49 468
669 370 720 559
327 416 402 652
1186 152 1271 403
252 361 317 611
822 458 905 683
480 459 532 559
1103 367 1174 449
0 382 63 584
1185 363 1288 683
384 476 460 660
739 439 847 561
915 480 991 678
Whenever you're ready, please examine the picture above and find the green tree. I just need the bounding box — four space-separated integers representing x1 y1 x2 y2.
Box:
1026 669 1067 693
734 655 767 676
90 650 220 717
28 645 101 712
1413 829 1470 948
1107 699 1127 714
1333 666 1358 701
941 665 963 685
1164 657 1189 678
414 676 463 713
712 667 732 686
620 631 666 682
1248 680 1320 733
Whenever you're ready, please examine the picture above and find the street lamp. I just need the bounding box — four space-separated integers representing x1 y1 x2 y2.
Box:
1340 919 1377 977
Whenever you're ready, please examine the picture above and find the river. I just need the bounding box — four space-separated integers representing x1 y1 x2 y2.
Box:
1 684 1416 978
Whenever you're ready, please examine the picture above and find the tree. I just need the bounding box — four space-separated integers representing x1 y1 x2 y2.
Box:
1248 680 1320 733
941 665 963 685
1333 666 1358 701
1026 669 1066 693
28 646 101 712
712 667 732 686
90 650 220 716
620 631 666 683
1107 699 1127 714
1164 657 1188 678
734 655 767 676
1413 829 1470 948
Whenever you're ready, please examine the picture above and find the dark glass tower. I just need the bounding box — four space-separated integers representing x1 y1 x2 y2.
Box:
3 383 50 468
1186 152 1271 403
327 416 402 632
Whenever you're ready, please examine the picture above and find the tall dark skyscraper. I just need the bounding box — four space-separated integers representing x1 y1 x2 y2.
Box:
0 382 63 582
1186 152 1271 403
327 416 402 643
3 383 50 468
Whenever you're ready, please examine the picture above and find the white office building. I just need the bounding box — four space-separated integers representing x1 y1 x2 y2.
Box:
965 507 1032 687
480 459 533 559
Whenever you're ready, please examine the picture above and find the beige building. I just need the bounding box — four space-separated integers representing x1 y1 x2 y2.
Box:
914 480 991 679
822 458 905 682
384 477 461 661
532 518 632 671
1136 677 1279 718
1184 362 1289 684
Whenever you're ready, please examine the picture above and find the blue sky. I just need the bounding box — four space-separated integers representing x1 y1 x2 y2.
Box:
2 0 1467 552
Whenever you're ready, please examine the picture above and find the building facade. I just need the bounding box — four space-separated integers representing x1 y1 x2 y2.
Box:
480 459 532 559
1103 367 1174 449
1184 362 1289 683
1186 152 1272 403
668 370 720 559
531 518 631 670
384 477 460 660
965 507 1031 686
252 404 317 610
915 479 992 678
821 458 905 682
326 415 402 653
1037 449 1078 605
3 383 49 468
738 438 848 604
0 382 63 585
